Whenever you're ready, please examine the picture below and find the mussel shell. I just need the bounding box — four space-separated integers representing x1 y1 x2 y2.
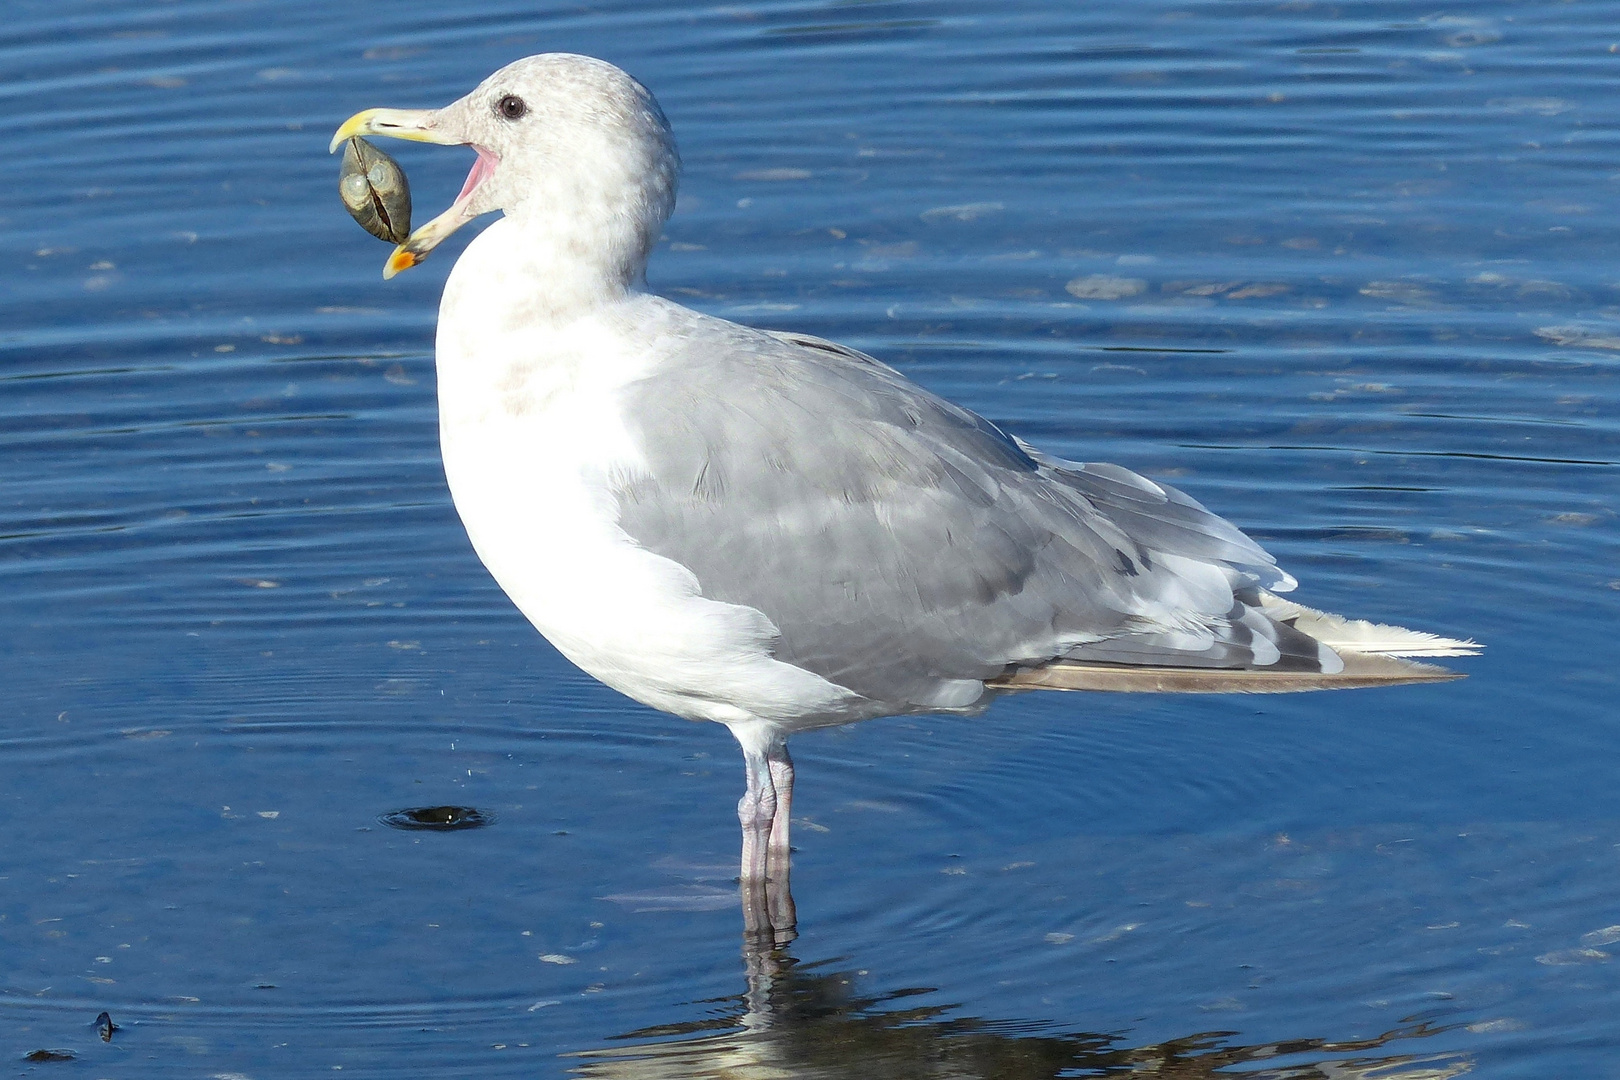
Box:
339 136 412 244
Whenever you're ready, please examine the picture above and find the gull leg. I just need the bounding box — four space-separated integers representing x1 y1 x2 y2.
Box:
765 742 796 941
737 743 774 885
732 728 777 944
765 742 794 865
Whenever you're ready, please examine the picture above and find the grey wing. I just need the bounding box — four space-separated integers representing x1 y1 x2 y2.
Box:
613 318 1334 714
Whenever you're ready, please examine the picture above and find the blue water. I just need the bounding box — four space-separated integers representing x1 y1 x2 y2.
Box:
3 0 1618 1075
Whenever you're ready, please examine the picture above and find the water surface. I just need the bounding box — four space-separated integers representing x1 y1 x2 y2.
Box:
2 1 1618 1076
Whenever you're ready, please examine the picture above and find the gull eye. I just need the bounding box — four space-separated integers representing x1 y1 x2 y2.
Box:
496 94 527 120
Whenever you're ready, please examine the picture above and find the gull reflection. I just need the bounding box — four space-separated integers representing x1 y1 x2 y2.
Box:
571 922 1472 1080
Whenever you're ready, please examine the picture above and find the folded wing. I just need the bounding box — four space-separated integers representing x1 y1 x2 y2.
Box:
613 313 1477 713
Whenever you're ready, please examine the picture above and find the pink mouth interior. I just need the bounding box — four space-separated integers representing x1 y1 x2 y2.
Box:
454 146 499 205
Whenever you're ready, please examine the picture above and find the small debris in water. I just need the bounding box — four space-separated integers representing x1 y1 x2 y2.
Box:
24 1049 74 1062
1065 274 1146 300
94 1011 115 1042
380 805 494 831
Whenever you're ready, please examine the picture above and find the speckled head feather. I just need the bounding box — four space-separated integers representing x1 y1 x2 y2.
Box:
432 54 679 276
334 54 679 284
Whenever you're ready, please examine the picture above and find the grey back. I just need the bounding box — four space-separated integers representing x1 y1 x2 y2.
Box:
613 310 1324 714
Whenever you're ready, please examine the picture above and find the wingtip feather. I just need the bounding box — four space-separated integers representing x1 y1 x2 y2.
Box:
989 652 1465 695
1257 594 1482 658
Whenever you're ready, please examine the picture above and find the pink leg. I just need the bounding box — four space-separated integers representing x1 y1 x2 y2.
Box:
766 744 794 866
733 728 776 943
729 722 796 945
765 743 796 939
736 743 775 887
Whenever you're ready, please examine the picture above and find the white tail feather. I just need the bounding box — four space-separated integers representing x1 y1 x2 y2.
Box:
1258 594 1482 658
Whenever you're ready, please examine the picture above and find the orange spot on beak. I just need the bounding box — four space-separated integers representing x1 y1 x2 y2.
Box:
383 246 420 280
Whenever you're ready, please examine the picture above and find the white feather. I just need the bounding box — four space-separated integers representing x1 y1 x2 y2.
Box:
435 220 862 728
1258 594 1482 658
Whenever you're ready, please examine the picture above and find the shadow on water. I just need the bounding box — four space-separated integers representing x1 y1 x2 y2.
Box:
573 935 1470 1080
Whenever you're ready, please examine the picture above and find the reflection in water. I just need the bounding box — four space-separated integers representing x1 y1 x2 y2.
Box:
574 918 1471 1080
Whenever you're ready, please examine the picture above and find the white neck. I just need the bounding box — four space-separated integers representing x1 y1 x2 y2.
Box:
442 212 647 331
452 130 673 328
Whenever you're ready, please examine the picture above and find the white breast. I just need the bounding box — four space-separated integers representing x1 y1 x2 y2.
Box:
432 221 858 728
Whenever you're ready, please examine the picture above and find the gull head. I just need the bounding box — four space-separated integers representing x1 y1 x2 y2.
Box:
331 54 679 281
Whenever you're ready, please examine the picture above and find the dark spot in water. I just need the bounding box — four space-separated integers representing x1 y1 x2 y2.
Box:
255 983 276 989
94 1011 115 1042
25 1049 74 1062
380 805 494 831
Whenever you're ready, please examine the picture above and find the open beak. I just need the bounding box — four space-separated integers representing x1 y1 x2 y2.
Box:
330 107 497 279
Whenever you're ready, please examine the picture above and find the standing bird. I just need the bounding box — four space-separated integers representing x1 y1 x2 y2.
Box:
332 54 1477 940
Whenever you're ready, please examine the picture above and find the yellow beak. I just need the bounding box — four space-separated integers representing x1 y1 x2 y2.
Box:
331 108 473 278
328 108 457 154
381 205 470 280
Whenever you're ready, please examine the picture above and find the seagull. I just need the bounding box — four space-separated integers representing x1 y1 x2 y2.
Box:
332 54 1478 939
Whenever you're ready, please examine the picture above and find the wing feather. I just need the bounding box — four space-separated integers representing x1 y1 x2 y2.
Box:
613 307 1475 714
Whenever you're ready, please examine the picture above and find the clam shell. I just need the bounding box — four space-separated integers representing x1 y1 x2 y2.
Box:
338 136 411 244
